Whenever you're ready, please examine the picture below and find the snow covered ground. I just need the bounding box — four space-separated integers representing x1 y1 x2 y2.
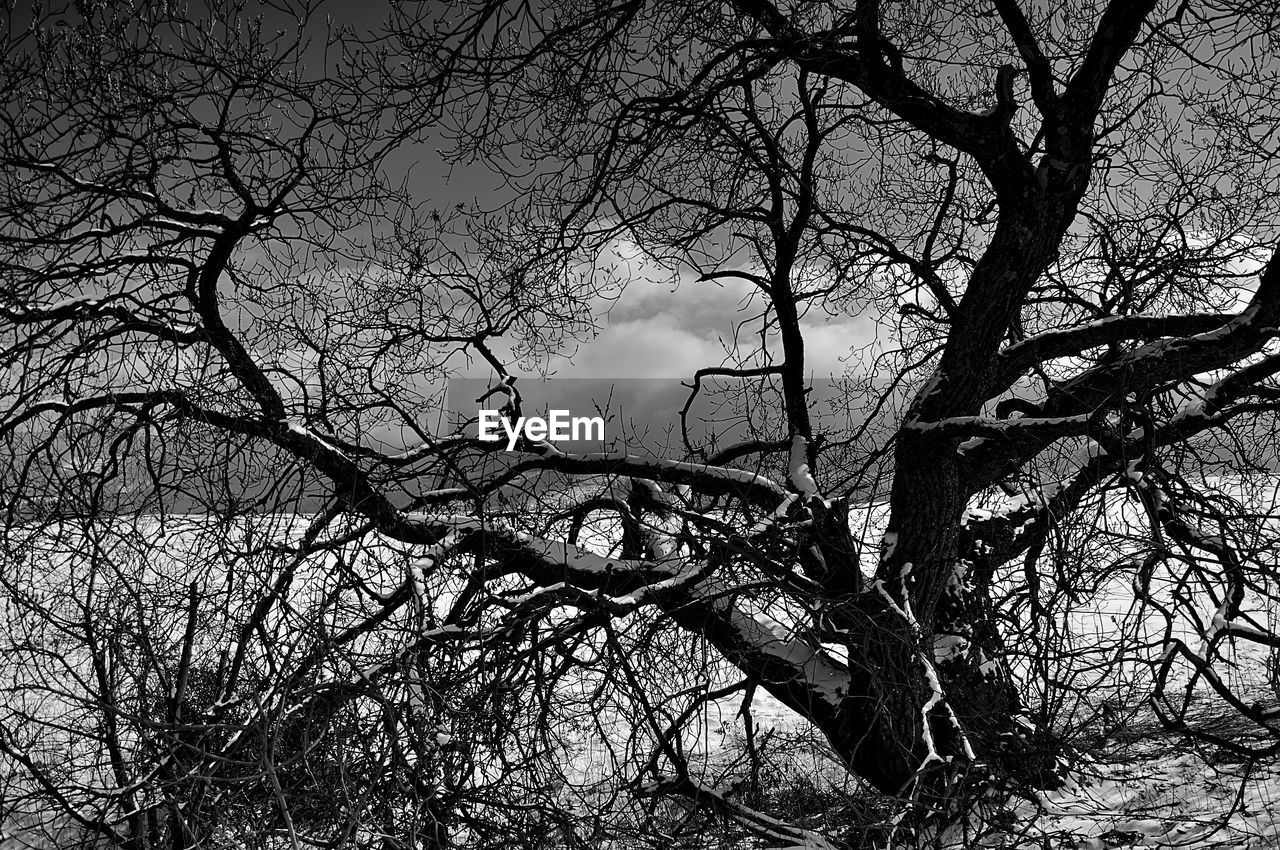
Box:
1017 721 1280 849
5 476 1280 848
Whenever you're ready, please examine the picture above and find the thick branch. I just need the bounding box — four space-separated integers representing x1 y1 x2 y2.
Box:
990 0 1058 116
729 0 1033 198
993 311 1236 394
966 245 1280 491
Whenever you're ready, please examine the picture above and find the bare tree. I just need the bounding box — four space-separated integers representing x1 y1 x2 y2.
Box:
0 2 581 848
7 0 1280 847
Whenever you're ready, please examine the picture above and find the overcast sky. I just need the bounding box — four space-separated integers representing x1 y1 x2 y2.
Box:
11 1 887 453
499 243 878 381
443 237 885 453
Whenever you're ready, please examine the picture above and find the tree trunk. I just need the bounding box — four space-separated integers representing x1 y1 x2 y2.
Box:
798 435 1063 801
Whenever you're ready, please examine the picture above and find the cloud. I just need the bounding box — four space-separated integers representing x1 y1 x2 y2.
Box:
801 315 881 376
550 244 882 379
463 233 886 382
548 314 727 378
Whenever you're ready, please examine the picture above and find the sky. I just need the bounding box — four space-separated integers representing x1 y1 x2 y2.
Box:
9 0 886 389
439 236 885 455
2 0 893 484
473 239 879 381
299 0 886 391
12 0 1280 507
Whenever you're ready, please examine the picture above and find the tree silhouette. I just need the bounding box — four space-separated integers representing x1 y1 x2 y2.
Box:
5 0 1280 846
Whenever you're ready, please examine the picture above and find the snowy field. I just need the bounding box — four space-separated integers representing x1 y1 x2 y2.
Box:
4 477 1280 848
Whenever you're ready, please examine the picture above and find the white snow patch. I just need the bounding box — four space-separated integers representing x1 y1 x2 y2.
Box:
881 531 898 559
788 435 819 496
933 634 971 664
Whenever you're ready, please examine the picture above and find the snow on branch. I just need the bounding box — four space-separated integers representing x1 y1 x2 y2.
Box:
903 412 1092 441
963 248 1280 492
282 417 349 459
994 311 1234 390
403 514 731 617
399 514 852 716
1030 248 1280 425
962 482 1064 528
509 445 789 505
872 570 975 767
787 434 820 496
737 606 849 704
747 493 800 536
1158 353 1280 444
404 513 683 582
